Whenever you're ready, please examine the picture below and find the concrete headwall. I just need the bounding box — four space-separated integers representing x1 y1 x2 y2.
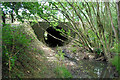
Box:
31 22 75 44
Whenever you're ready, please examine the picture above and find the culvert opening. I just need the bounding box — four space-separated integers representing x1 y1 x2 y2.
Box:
44 27 68 47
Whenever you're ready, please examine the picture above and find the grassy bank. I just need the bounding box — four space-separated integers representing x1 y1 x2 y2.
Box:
2 24 72 78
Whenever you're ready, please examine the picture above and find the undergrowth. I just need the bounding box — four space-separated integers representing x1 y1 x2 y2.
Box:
111 55 120 75
2 24 33 78
2 24 72 78
110 42 120 75
54 65 73 78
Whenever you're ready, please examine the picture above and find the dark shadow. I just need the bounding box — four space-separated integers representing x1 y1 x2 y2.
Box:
44 27 68 47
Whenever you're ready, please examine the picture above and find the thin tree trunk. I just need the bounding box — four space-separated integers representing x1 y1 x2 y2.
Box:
2 11 6 24
117 1 120 38
11 11 14 23
107 3 118 40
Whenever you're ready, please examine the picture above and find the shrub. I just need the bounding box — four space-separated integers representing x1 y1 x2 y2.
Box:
55 47 65 60
2 24 33 72
110 42 119 54
111 55 120 75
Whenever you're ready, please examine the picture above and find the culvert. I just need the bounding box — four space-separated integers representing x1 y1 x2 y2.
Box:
44 27 68 47
31 22 76 47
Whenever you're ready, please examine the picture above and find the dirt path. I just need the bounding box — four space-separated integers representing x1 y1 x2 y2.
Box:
23 23 59 62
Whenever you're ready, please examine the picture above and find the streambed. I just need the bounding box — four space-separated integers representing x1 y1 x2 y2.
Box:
66 59 115 78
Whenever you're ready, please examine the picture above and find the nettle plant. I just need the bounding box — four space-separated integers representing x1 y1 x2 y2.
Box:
55 46 65 60
2 24 33 71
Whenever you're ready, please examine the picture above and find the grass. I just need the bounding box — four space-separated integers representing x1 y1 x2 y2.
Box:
54 65 73 78
111 55 120 75
2 24 33 78
10 50 56 78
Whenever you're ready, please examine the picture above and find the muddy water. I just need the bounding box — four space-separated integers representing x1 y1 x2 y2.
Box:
66 59 115 78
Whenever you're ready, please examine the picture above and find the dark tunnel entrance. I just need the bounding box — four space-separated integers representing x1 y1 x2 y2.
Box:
44 27 68 47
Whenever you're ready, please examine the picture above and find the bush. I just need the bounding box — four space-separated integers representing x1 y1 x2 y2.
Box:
110 42 119 54
55 48 65 60
111 55 120 75
2 24 33 72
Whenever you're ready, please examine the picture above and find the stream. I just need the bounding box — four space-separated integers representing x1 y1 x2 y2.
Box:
52 46 117 78
65 57 115 78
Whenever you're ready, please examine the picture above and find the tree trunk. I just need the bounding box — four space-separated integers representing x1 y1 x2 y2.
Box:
11 10 14 23
117 1 120 38
2 11 6 24
107 3 118 40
